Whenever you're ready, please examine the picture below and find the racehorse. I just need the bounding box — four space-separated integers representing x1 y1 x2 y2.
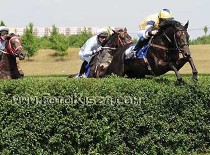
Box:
106 20 198 83
0 33 25 79
87 28 133 78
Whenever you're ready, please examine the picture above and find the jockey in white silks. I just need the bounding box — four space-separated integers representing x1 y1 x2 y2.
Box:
0 26 9 59
76 28 109 77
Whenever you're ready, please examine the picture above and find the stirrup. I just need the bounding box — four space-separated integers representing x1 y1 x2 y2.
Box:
132 48 138 58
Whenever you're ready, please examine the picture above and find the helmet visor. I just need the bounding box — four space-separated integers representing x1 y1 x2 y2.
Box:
98 32 108 38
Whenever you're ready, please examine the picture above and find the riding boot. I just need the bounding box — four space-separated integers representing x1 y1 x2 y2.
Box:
134 37 150 57
133 37 149 51
78 61 88 76
133 39 144 51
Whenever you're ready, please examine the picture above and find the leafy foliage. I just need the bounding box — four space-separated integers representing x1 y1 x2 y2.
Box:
190 35 210 45
49 25 69 60
0 75 210 154
0 21 6 26
68 29 93 48
21 23 39 60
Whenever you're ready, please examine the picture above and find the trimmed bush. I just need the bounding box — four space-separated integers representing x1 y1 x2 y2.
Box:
0 75 210 154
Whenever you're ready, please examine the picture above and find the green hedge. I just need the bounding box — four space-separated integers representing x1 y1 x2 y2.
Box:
0 75 210 155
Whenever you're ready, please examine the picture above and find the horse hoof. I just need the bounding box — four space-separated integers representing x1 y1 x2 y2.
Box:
175 78 185 86
192 76 198 81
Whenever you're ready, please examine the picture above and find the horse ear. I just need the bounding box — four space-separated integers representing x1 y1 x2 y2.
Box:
124 27 127 32
112 29 118 34
184 21 189 29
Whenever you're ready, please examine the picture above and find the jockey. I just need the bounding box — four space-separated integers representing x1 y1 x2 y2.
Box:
0 26 9 59
76 28 109 77
133 9 174 51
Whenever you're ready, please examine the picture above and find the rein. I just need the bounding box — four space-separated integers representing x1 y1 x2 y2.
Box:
117 35 125 46
150 43 183 52
101 47 117 50
0 49 9 54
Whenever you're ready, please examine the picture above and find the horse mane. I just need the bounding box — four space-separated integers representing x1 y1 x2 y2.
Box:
101 31 118 47
6 33 17 41
159 20 183 30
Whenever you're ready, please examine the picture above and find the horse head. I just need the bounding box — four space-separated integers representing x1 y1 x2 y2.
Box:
174 21 190 58
157 20 190 58
5 33 25 60
89 28 132 78
103 28 132 49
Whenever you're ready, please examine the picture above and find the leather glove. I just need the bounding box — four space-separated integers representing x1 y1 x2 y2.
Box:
92 50 97 55
146 29 159 39
149 30 158 36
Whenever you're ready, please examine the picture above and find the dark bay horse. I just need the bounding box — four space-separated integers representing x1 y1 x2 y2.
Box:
0 33 25 79
107 20 198 83
87 28 133 78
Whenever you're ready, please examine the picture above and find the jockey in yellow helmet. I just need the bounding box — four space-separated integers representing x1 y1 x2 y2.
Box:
133 9 173 51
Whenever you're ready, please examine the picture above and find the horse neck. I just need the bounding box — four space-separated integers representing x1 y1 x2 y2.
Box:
104 36 117 47
0 53 17 72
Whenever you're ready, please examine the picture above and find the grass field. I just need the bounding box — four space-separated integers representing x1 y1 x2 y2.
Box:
19 45 210 76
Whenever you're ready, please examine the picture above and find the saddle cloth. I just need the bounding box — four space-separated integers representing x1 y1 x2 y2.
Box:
125 44 150 59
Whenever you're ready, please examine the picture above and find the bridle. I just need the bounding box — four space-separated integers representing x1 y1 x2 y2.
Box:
104 30 132 50
150 28 189 54
6 36 23 56
173 29 189 52
117 31 132 47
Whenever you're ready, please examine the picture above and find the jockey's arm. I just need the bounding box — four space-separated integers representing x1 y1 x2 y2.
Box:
81 45 94 57
80 38 97 58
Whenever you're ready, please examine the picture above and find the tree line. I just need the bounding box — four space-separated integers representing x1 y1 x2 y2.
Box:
0 21 92 60
21 23 93 60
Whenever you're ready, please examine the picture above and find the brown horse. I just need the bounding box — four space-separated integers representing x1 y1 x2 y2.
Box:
87 28 133 78
106 20 198 83
0 33 25 79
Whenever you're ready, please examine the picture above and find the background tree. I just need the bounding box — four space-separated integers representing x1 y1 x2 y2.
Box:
204 26 208 36
49 25 69 60
0 21 6 26
22 22 39 60
68 27 92 48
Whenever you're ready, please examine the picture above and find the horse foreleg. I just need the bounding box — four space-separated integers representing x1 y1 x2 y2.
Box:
188 57 198 81
169 62 183 83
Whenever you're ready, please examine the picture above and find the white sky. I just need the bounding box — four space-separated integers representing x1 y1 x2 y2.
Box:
1 0 210 39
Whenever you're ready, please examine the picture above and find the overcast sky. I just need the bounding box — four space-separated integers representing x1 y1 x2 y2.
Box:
1 0 209 39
